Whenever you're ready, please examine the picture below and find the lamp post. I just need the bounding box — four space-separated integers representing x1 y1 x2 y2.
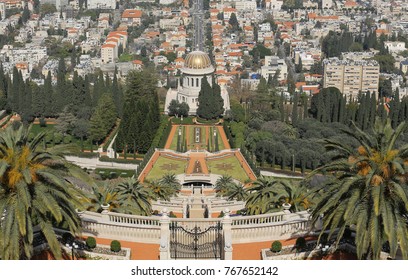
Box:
66 241 79 260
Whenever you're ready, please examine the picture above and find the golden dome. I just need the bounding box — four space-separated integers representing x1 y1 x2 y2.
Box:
184 51 212 69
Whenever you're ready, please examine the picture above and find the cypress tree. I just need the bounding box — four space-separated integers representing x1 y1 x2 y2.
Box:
197 76 212 119
177 129 181 152
0 64 7 97
338 96 346 124
21 80 33 123
112 69 122 116
280 92 285 122
89 93 117 143
390 90 400 128
44 71 54 116
56 58 66 112
31 81 44 117
83 75 92 108
291 93 299 126
316 92 324 122
10 67 19 112
303 95 308 120
105 73 111 89
369 93 377 127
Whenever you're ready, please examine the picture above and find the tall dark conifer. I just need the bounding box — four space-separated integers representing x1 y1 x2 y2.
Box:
291 93 299 126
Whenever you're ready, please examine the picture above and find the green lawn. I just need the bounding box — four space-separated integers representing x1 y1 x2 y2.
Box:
171 116 195 125
207 156 250 183
196 117 221 124
118 53 134 62
144 156 187 181
208 126 225 152
189 126 208 150
170 125 186 151
166 125 225 152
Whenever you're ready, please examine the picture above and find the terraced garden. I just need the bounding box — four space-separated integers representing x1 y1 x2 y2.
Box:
207 155 251 182
144 156 188 181
167 125 226 152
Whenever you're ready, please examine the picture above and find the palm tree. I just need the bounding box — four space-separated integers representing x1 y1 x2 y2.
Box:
309 119 408 259
278 183 313 212
87 184 120 212
148 179 174 201
225 182 248 201
214 175 233 197
159 173 181 195
0 125 88 260
245 176 289 215
115 178 153 216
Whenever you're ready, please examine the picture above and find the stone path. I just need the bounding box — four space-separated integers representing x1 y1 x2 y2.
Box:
217 125 231 149
186 152 208 174
164 125 177 149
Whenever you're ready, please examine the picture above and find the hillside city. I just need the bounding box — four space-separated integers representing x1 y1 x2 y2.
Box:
0 0 407 262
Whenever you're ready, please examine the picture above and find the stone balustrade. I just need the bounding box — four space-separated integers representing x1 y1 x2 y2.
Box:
231 212 285 226
80 211 161 244
79 209 313 247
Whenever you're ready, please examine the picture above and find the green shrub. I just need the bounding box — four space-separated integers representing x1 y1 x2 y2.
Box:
99 155 141 164
39 117 47 127
169 211 177 218
218 211 224 218
110 240 121 252
86 237 97 249
53 132 63 144
295 237 306 251
271 241 282 253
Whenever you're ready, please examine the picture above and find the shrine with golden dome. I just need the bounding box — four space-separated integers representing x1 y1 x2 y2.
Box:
165 50 230 115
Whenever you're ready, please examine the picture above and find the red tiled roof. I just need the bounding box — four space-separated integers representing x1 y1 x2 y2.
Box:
122 9 142 18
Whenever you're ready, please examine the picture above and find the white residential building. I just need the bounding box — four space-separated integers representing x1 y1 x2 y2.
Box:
323 57 380 100
322 0 333 9
159 18 182 30
159 0 177 4
101 44 117 64
260 56 288 81
235 0 257 11
87 0 116 9
384 41 406 53
265 0 283 10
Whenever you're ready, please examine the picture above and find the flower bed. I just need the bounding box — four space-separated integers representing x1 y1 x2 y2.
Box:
262 241 320 260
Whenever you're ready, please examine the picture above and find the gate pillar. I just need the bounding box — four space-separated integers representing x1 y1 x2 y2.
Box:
159 208 171 260
222 208 233 260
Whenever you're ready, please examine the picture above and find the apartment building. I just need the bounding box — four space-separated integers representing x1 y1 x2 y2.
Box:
260 56 288 81
323 58 380 100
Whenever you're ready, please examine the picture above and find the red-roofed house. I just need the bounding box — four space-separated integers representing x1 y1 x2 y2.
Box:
132 60 143 70
121 9 142 26
223 7 237 21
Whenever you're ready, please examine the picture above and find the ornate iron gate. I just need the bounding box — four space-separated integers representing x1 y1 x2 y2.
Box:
170 222 223 259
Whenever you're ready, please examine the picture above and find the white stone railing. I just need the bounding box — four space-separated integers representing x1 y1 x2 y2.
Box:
80 211 161 244
79 209 313 249
231 212 285 226
231 218 311 243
